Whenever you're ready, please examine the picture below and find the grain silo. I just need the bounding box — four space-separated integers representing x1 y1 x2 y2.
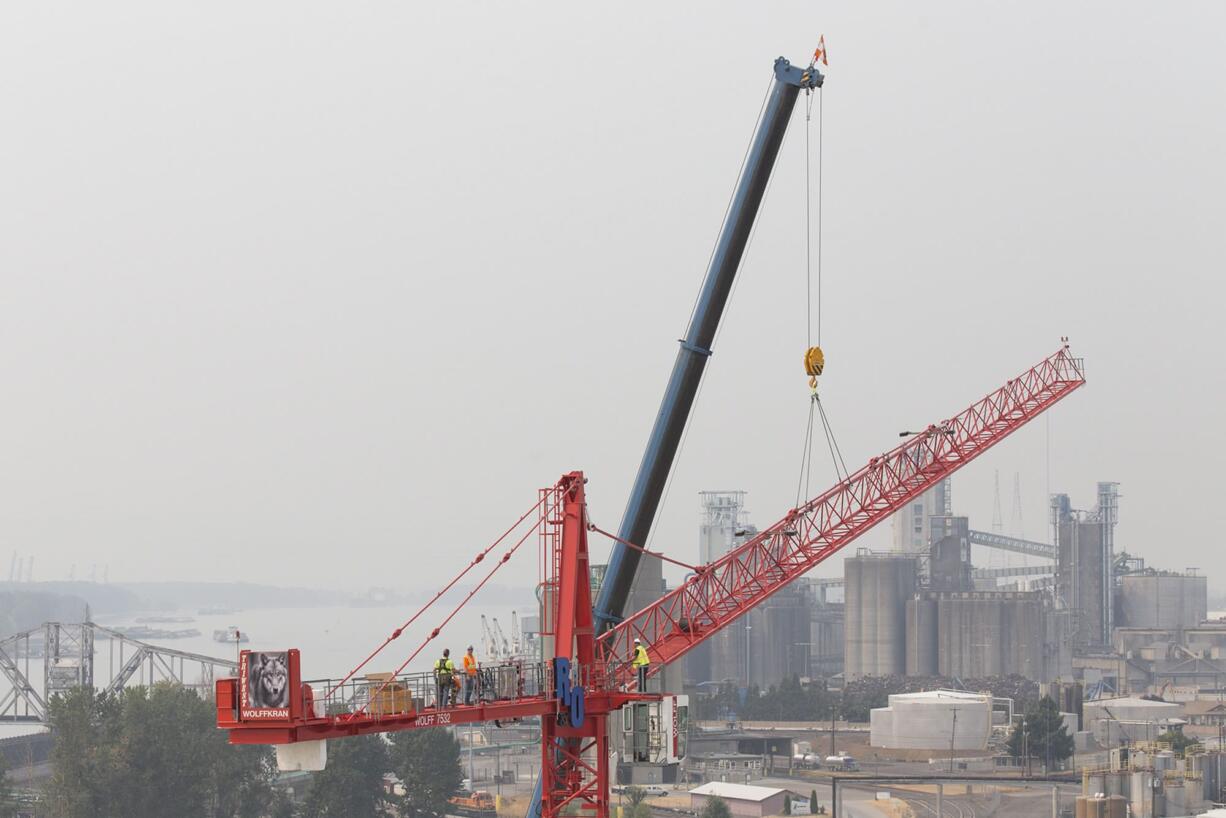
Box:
844 552 917 679
1118 572 1207 630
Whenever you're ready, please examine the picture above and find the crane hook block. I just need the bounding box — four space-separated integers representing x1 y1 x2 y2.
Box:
804 346 825 389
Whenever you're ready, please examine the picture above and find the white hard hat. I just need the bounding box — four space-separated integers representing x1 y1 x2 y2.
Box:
634 638 641 643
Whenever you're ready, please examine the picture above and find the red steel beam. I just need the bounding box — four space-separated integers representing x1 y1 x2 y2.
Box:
217 683 646 744
597 345 1086 681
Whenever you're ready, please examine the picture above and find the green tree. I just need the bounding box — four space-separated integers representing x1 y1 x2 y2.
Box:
700 796 732 818
270 792 298 818
0 752 13 818
302 734 390 818
45 686 124 818
628 803 653 818
1007 695 1074 767
809 789 819 815
625 787 648 808
45 683 277 818
389 728 462 818
1157 729 1201 754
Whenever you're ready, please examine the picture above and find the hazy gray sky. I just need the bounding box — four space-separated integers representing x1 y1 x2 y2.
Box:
3 2 1223 594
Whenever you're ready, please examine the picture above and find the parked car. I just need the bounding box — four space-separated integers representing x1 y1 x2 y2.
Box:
612 785 668 797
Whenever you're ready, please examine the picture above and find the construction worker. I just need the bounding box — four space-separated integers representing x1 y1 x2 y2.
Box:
434 648 455 708
462 645 479 705
632 638 650 692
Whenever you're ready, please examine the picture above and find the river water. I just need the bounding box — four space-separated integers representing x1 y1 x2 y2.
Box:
92 602 532 681
0 600 535 739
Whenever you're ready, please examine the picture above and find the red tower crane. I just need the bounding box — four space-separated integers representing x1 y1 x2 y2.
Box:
215 344 1085 818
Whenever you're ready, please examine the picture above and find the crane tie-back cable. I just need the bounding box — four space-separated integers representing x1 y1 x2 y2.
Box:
324 486 554 699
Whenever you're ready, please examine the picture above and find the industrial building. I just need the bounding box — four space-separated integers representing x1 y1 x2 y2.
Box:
837 479 1214 689
684 730 796 782
687 491 842 687
1081 744 1226 818
689 782 790 818
1117 572 1207 631
892 480 952 554
688 471 1217 740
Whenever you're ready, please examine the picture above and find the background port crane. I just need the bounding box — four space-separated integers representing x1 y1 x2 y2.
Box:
213 52 1088 818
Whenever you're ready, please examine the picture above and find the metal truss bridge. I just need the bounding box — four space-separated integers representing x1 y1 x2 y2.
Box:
0 621 237 725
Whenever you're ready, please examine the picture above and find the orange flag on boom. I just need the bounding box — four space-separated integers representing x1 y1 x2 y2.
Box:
813 35 828 66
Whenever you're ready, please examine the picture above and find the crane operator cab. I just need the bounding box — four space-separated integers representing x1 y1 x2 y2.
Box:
619 694 689 778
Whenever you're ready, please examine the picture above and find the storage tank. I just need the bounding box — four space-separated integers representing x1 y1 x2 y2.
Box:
874 558 903 673
869 689 992 750
844 558 863 679
1129 770 1152 818
1164 782 1187 817
1119 573 1208 630
844 554 917 678
905 595 938 676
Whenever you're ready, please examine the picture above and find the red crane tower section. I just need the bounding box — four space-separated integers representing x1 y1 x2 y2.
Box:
215 345 1085 818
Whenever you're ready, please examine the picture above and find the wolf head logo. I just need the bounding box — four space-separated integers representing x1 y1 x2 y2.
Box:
248 652 289 709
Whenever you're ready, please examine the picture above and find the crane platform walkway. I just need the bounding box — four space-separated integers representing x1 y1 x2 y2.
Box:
218 655 653 744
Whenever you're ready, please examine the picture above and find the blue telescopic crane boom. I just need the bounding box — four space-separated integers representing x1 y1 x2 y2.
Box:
529 56 822 818
594 57 823 631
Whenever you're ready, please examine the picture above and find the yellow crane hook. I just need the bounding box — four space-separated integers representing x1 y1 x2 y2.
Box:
804 346 825 391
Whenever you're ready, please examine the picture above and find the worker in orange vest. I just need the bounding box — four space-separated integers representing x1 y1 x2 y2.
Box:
462 645 479 705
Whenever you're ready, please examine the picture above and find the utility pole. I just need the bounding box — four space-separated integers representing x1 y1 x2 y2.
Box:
468 729 475 789
949 707 958 773
745 623 753 690
830 688 842 756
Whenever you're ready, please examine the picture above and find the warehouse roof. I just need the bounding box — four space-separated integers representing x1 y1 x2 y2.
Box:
1085 696 1181 709
689 782 786 802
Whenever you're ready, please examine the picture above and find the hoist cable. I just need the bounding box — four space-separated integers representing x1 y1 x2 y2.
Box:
805 91 814 348
816 395 852 484
795 397 817 509
803 85 825 348
817 87 824 346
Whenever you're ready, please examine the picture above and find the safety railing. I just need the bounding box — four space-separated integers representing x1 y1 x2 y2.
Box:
227 656 633 729
291 660 548 722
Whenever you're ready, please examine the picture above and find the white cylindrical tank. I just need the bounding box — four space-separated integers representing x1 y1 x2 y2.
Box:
869 690 992 750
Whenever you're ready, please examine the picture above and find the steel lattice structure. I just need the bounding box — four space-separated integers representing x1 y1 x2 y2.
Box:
216 345 1085 818
596 345 1085 683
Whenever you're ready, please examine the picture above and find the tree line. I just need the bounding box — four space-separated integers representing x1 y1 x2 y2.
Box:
42 683 461 818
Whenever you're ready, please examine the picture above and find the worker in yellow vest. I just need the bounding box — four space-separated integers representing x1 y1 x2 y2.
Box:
434 648 455 708
632 638 650 692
